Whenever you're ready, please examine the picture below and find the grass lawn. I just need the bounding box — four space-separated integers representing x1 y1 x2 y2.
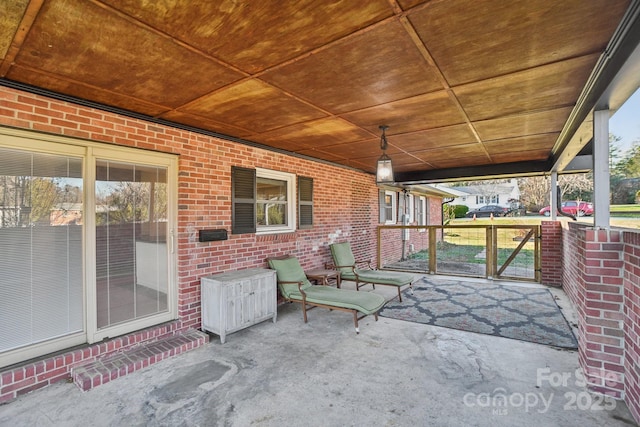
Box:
408 241 534 268
610 204 640 219
404 209 640 274
450 213 640 229
439 242 533 266
611 204 640 212
407 221 537 268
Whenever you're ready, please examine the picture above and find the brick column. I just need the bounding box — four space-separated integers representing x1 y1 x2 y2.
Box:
581 228 625 398
623 231 640 420
541 221 563 286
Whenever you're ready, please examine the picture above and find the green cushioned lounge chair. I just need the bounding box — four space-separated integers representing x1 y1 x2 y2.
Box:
329 242 414 302
267 256 386 334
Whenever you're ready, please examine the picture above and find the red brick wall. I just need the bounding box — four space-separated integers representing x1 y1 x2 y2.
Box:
562 222 587 361
428 197 442 225
0 85 380 321
0 85 443 398
581 228 624 398
540 221 562 286
623 230 640 422
377 197 442 267
561 221 640 422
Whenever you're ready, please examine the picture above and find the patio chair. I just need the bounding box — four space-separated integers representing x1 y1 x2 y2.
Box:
329 242 414 302
267 256 386 334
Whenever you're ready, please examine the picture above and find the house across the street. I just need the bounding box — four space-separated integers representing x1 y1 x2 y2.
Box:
440 179 521 212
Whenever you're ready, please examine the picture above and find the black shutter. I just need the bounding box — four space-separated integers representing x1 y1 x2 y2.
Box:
232 166 256 234
298 176 313 229
379 190 385 223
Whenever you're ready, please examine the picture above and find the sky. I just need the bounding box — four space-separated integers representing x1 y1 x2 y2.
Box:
610 87 640 154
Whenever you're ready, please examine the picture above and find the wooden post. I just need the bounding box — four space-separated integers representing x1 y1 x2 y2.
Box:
485 226 496 279
429 226 437 274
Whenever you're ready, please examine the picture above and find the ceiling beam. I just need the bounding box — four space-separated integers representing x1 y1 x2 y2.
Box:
394 160 553 184
0 0 45 76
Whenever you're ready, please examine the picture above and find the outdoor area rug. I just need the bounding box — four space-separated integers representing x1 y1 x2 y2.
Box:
379 277 577 349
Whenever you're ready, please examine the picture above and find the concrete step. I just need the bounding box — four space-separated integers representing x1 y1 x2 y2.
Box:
72 329 208 391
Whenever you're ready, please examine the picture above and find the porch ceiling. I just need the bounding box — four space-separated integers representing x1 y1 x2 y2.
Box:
1 0 639 183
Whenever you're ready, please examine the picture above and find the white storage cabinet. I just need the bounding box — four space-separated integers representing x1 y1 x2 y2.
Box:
201 268 277 343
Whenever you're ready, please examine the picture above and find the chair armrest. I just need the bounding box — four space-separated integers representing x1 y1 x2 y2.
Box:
327 260 373 270
355 260 375 270
277 280 308 299
298 282 307 298
332 264 356 272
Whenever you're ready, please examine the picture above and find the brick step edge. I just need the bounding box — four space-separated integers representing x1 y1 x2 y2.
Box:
71 329 209 391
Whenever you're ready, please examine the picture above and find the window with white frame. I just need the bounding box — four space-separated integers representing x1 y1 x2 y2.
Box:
477 195 499 204
379 190 397 224
232 167 298 234
417 196 427 231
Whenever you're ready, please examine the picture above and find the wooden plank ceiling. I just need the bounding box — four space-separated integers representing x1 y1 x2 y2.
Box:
0 0 633 182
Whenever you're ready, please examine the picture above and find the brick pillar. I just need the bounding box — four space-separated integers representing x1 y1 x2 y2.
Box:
581 228 625 398
541 221 562 286
623 231 640 421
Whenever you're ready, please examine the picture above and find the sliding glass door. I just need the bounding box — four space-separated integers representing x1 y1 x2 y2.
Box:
0 143 85 367
0 129 177 367
95 160 169 329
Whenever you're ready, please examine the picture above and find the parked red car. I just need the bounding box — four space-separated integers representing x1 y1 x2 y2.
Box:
539 201 594 217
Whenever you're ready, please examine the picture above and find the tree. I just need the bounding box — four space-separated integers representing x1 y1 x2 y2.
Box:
95 179 167 226
0 176 65 227
517 176 549 211
614 140 640 177
559 173 593 201
98 181 150 224
611 138 640 203
29 178 60 224
517 172 593 212
609 134 623 169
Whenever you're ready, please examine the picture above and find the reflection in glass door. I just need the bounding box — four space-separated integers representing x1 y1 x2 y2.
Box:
0 148 83 355
95 160 168 329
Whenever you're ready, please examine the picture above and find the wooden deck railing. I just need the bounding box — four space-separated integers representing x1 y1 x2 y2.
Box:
376 224 541 282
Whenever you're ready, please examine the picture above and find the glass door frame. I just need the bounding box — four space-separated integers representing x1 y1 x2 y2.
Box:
86 145 178 343
0 130 87 368
0 127 178 366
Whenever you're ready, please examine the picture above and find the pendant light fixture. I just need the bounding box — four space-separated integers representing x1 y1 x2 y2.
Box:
376 125 394 184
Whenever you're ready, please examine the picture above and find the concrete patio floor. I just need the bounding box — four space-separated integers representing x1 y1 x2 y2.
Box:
0 276 637 427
